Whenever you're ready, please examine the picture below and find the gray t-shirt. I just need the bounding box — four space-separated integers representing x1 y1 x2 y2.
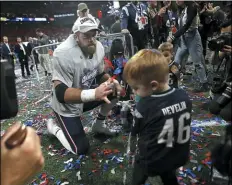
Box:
51 34 105 117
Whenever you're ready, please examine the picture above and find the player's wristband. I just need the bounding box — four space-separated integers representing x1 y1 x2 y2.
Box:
81 89 96 102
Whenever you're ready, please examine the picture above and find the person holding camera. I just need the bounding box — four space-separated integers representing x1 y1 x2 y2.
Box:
1 58 44 185
1 123 45 185
198 2 225 61
167 1 208 92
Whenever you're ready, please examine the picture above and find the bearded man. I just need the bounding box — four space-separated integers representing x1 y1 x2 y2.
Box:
48 17 123 155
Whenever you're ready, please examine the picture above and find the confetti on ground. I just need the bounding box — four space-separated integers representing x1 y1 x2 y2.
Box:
1 63 230 185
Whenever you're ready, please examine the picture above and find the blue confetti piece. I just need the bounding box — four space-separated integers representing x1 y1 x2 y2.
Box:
103 164 108 171
25 120 33 126
56 180 61 185
49 176 55 180
186 169 196 178
198 165 202 172
206 161 212 165
79 155 84 160
67 163 74 169
108 154 114 159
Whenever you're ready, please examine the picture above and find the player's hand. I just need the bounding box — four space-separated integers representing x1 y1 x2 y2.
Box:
223 45 232 53
111 79 125 98
95 82 113 104
158 7 166 16
167 37 173 43
1 123 44 185
121 29 130 33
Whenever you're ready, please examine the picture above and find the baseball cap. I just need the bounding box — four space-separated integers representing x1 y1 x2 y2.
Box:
72 17 99 33
78 3 88 12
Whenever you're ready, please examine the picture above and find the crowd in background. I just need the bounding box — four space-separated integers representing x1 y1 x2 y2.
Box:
0 1 231 82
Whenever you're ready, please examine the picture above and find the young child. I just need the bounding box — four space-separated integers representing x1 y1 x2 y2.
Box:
123 49 192 185
158 42 181 88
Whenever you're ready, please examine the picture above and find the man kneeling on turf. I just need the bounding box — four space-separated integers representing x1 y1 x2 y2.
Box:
47 17 123 155
123 49 192 185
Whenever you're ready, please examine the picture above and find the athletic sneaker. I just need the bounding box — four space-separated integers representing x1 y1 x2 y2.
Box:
91 119 118 136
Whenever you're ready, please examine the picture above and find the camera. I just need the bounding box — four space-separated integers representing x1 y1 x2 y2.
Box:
0 59 18 120
208 32 232 51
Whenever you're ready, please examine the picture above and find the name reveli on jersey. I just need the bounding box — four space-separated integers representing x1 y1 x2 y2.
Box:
162 101 187 116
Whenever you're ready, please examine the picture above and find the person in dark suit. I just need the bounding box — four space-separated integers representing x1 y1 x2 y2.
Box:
14 37 30 78
1 36 16 77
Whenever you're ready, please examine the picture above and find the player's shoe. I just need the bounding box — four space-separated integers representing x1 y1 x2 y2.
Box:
91 119 119 136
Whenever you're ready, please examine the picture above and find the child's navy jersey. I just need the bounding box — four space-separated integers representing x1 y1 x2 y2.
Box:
132 88 192 175
169 61 180 88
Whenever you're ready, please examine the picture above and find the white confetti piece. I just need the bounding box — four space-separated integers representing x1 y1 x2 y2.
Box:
111 168 115 174
192 167 197 171
48 152 55 156
190 159 198 164
99 160 102 163
61 169 66 173
212 132 220 136
60 182 69 185
76 171 82 181
64 158 73 164
103 138 111 144
190 150 197 156
105 160 109 164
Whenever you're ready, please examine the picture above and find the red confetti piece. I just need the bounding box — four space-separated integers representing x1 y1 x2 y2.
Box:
122 136 127 140
113 149 120 153
205 152 211 157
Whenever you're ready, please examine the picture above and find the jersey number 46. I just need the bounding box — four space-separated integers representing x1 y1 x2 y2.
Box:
158 112 191 147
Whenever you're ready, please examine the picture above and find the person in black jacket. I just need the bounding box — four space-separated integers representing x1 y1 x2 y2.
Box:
123 49 192 185
14 37 30 78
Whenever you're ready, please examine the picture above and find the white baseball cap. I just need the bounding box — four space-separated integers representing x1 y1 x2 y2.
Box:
72 17 99 33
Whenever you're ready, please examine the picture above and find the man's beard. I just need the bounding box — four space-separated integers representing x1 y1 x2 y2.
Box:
80 42 96 56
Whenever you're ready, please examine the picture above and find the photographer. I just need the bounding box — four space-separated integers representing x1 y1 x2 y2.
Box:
208 22 231 122
198 2 225 60
1 59 44 185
